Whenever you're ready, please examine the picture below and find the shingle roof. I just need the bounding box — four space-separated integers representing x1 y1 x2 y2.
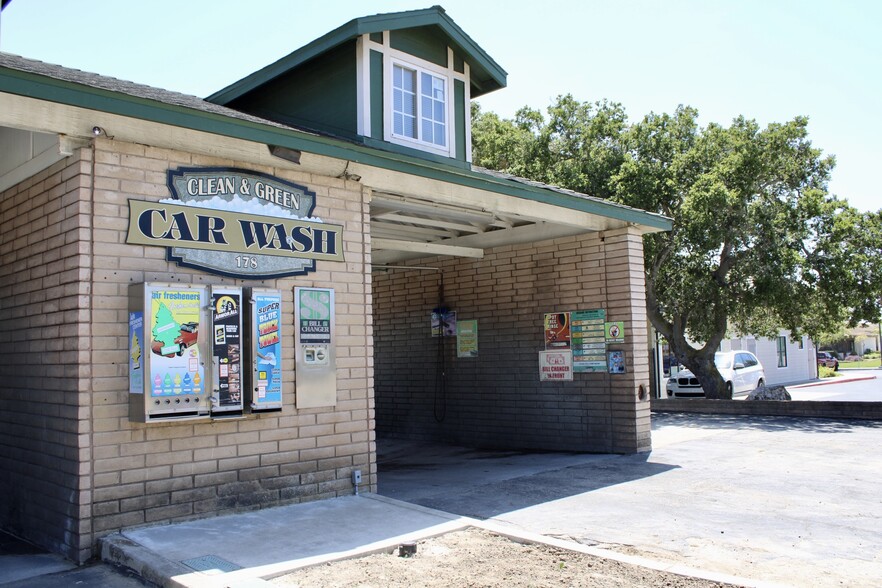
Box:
0 51 308 134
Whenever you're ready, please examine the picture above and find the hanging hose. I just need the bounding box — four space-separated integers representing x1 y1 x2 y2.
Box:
434 271 447 423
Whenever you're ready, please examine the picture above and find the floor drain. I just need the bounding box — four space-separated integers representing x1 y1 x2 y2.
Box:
180 554 242 573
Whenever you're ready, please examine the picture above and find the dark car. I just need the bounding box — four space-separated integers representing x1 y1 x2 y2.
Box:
817 351 839 370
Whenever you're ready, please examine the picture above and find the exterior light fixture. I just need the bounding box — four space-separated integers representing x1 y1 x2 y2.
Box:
268 145 302 164
91 126 113 139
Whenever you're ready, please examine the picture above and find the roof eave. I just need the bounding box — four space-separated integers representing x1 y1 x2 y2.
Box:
0 65 670 234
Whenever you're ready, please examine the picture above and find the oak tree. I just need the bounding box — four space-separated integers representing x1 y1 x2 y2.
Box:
473 97 882 398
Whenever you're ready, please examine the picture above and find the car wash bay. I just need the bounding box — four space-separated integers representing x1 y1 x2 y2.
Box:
365 177 659 454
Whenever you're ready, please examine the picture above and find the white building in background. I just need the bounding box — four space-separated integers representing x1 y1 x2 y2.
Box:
652 330 819 397
721 332 818 386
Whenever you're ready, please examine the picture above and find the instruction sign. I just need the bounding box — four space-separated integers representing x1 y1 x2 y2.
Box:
457 319 478 358
539 350 573 381
572 309 607 373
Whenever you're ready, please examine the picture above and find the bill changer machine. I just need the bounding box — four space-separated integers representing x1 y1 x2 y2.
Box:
129 282 245 422
294 287 337 409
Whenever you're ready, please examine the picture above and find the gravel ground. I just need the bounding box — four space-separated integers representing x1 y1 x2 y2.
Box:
271 527 742 588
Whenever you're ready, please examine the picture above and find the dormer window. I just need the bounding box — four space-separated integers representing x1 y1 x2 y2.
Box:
388 58 451 156
208 7 507 166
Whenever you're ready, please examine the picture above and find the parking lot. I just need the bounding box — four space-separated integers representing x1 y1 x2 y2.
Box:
379 411 882 587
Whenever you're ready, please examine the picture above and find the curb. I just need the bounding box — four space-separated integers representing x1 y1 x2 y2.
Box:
789 374 877 389
99 494 787 588
99 534 195 588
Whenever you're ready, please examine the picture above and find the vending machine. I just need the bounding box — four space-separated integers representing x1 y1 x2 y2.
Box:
209 286 244 415
246 288 283 411
294 287 336 408
128 283 211 422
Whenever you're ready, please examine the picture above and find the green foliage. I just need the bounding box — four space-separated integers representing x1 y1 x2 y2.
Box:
840 357 881 368
818 366 840 378
472 96 882 399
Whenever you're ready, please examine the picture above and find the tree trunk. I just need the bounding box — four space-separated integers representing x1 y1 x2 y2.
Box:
671 345 730 399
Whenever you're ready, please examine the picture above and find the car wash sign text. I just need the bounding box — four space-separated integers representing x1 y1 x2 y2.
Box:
126 167 343 278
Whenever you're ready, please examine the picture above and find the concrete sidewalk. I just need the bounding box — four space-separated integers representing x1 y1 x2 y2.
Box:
99 492 764 588
28 411 882 587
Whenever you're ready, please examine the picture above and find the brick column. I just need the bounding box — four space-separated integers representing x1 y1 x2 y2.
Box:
602 227 651 453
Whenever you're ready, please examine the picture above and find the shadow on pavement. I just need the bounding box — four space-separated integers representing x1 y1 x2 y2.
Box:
653 410 882 434
378 440 677 519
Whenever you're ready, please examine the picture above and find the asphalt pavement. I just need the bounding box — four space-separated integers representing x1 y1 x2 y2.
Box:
4 378 881 587
787 368 880 401
378 413 882 587
0 530 148 587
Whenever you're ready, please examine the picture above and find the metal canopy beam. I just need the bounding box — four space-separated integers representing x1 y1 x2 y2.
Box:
372 238 484 259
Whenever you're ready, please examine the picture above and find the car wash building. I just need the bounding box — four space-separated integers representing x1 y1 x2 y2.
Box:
0 7 670 562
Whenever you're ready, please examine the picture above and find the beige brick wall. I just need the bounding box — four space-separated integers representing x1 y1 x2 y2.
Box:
0 153 92 562
1 139 374 562
373 227 651 453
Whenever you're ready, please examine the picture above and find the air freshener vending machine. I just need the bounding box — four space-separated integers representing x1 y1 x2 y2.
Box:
209 286 244 415
129 283 210 422
246 288 283 411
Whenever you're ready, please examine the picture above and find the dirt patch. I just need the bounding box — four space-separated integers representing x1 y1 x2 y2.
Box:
271 527 743 587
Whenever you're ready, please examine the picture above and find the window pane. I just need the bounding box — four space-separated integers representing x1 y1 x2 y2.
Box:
393 66 402 87
433 77 445 99
393 112 403 136
434 101 444 122
402 92 415 116
402 68 414 92
434 123 446 146
421 96 432 117
422 119 433 143
401 114 415 138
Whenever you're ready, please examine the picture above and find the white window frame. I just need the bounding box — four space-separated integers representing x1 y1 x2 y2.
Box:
384 55 453 157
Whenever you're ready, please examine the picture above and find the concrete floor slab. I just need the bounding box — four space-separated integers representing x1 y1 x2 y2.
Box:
378 413 882 587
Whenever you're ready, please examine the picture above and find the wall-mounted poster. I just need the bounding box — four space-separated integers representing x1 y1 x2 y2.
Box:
608 350 626 374
148 288 204 398
211 288 242 411
544 312 571 349
129 311 144 394
251 290 283 409
431 310 456 337
457 320 478 358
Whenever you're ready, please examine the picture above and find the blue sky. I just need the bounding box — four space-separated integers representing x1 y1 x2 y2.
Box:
2 0 878 212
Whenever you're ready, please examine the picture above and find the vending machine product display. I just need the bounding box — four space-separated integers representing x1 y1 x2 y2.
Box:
247 288 283 411
210 286 243 415
129 283 210 422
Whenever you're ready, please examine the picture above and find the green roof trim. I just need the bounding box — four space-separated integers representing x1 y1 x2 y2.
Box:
206 6 507 104
0 63 671 233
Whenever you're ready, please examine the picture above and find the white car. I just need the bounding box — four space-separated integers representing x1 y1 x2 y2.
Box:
667 351 765 398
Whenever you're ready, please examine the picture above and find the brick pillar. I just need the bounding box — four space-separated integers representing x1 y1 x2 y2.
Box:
602 227 651 453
